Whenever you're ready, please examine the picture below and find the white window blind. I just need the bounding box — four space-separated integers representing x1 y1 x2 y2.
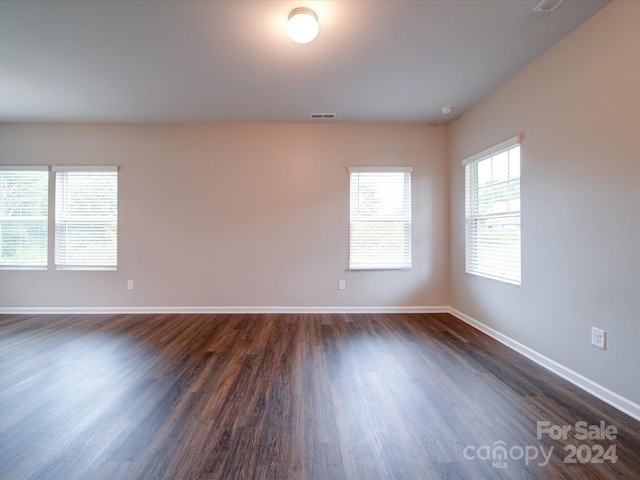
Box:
54 167 118 270
0 167 49 268
464 137 521 285
349 167 412 270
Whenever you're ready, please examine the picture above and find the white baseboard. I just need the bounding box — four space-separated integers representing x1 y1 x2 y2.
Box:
448 307 640 422
0 305 449 315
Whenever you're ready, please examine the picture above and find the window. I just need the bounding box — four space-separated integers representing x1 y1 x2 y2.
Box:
0 167 49 268
54 166 118 270
464 136 521 285
349 167 412 270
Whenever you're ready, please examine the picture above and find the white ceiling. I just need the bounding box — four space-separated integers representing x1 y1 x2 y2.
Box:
0 0 609 124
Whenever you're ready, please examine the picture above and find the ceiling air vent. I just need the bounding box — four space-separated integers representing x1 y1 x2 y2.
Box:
310 113 336 120
532 0 565 12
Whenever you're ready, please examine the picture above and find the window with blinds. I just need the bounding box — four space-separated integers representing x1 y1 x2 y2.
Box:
54 167 118 270
349 167 412 270
0 167 49 268
464 137 521 285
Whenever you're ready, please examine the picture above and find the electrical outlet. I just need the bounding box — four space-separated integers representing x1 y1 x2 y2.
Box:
338 280 346 290
591 327 606 349
127 280 135 290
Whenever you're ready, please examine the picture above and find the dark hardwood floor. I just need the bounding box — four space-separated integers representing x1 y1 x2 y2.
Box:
0 312 639 479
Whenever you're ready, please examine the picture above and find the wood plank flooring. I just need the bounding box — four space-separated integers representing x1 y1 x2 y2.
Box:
0 312 639 479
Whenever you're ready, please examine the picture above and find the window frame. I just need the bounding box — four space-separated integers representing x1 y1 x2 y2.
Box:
349 166 412 271
53 166 119 271
0 166 50 270
463 136 522 285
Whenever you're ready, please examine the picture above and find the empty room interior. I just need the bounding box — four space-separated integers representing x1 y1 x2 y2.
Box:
1 1 639 479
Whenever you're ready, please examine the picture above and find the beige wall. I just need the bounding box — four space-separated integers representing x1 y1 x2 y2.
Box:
0 123 449 310
449 1 640 404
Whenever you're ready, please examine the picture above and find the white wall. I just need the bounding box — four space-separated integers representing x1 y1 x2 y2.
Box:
449 1 640 405
0 123 449 310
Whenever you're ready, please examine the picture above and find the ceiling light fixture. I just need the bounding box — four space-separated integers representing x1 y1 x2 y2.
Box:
441 106 454 115
287 7 319 44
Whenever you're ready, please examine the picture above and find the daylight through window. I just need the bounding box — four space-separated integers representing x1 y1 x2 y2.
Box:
0 167 49 268
349 167 412 270
464 137 521 285
54 167 118 270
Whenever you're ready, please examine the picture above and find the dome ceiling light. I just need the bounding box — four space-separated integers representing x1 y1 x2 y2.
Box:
287 7 319 44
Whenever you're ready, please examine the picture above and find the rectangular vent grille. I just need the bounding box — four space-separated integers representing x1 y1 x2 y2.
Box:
310 113 336 119
532 0 565 12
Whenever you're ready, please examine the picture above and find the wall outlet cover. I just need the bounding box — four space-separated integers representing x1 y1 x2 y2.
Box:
591 327 606 349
